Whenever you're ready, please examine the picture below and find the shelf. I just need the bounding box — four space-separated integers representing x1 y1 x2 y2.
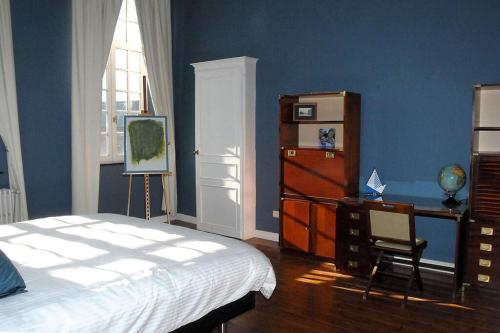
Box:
282 120 344 124
474 127 500 131
281 145 344 152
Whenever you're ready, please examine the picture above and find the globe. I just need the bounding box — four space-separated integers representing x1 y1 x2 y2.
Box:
438 164 466 206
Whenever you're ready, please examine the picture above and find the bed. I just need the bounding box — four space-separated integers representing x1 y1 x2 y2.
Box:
0 214 276 332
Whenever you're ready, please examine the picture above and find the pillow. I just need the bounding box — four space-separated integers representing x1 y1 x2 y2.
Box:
0 249 26 298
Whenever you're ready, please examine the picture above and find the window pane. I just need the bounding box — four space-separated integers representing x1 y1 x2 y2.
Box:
116 92 127 111
114 20 126 42
128 72 141 92
128 22 141 47
102 70 107 89
129 92 140 112
115 49 127 69
116 70 127 91
101 111 108 133
101 91 107 111
117 133 124 156
127 0 138 22
116 111 126 132
128 51 141 72
100 134 108 156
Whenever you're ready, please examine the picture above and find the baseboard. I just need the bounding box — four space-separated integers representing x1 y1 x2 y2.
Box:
394 255 454 274
254 230 279 242
150 215 169 223
175 213 197 224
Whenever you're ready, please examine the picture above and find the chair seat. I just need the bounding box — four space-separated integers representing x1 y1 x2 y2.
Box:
374 238 426 252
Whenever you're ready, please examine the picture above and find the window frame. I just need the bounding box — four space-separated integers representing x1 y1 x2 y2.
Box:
100 0 147 164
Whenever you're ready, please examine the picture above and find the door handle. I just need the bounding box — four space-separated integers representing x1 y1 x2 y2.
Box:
193 150 199 155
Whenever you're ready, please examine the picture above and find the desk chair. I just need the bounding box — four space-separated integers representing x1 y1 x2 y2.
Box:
363 200 427 308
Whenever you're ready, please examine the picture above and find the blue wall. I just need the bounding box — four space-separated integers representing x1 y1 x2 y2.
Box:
0 138 8 188
8 0 163 219
10 0 72 218
172 0 500 262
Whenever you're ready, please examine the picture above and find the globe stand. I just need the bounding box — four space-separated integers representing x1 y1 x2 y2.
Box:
442 194 460 207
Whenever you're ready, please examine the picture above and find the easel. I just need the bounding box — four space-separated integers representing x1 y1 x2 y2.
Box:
126 76 172 223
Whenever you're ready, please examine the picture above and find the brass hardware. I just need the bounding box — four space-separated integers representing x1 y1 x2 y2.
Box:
481 227 494 236
478 274 490 283
349 228 360 237
479 259 492 268
347 260 358 268
480 243 493 252
287 150 296 157
469 219 476 223
348 244 359 253
325 151 335 159
349 212 360 220
192 149 199 155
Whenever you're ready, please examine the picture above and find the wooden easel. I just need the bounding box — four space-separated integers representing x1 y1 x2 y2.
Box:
126 76 171 223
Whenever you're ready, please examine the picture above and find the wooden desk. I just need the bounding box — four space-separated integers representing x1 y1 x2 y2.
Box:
337 195 468 297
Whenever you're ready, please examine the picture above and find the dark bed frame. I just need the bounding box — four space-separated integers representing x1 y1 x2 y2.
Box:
171 291 255 333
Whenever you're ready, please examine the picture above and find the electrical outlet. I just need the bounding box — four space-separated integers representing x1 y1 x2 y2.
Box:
272 210 279 218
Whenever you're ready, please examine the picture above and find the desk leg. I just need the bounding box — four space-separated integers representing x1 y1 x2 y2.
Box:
452 211 468 300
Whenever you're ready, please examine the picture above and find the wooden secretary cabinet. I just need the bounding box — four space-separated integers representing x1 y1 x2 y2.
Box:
465 84 500 289
279 91 360 259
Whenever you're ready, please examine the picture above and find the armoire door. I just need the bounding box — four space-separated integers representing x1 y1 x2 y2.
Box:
192 57 256 239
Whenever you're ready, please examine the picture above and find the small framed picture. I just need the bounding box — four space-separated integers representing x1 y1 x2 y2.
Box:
319 128 335 148
293 103 317 121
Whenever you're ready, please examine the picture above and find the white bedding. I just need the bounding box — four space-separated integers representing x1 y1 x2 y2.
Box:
0 214 276 332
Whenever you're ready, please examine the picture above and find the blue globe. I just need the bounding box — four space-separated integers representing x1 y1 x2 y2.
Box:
438 164 466 196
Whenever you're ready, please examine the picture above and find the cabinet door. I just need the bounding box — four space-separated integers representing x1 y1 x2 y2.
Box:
282 149 345 199
281 199 310 252
311 203 336 258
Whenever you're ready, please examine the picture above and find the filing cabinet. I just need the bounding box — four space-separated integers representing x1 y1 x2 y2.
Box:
335 202 371 276
465 84 500 289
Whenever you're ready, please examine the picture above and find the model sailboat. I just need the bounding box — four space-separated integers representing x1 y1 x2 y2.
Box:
366 169 386 195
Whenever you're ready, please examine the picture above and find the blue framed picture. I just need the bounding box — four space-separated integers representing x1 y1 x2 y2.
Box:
124 115 168 174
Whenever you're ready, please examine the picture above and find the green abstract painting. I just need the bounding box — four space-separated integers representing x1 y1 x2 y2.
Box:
124 116 168 174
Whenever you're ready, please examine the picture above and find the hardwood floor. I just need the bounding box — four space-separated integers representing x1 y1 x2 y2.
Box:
215 238 500 333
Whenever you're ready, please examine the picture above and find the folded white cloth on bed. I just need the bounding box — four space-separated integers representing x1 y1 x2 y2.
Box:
0 214 276 332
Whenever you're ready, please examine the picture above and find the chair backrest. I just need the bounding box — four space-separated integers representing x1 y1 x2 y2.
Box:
364 200 416 246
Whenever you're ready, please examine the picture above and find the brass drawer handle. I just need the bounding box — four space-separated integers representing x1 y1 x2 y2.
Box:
481 227 494 236
349 212 360 220
325 151 335 159
478 274 490 283
480 243 493 252
348 244 359 253
479 259 492 268
349 228 360 237
348 260 358 268
287 150 296 157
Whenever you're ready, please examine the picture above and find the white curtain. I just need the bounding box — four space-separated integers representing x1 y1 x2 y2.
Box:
135 0 178 216
71 0 122 214
0 0 28 221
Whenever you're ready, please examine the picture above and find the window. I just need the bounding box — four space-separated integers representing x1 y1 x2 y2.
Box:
101 0 147 163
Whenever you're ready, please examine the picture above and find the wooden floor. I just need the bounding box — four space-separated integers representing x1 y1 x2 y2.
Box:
211 238 500 333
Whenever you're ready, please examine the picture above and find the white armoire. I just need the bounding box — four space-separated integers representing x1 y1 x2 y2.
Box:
191 56 257 240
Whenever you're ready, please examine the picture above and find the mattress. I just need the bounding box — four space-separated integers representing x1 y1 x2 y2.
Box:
0 214 276 332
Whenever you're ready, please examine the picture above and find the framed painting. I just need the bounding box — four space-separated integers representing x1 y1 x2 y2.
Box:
124 115 168 174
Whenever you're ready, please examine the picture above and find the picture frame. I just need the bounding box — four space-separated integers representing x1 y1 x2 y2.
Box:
124 115 169 174
293 103 317 121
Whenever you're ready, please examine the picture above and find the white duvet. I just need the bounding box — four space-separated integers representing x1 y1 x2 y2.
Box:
0 214 276 332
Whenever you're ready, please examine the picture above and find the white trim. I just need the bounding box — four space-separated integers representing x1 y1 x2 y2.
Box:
394 255 454 274
150 215 169 224
254 230 279 242
175 213 197 224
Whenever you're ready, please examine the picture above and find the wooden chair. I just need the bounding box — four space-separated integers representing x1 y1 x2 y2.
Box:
362 200 427 308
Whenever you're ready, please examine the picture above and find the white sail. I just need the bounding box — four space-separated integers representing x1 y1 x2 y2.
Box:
366 169 386 194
